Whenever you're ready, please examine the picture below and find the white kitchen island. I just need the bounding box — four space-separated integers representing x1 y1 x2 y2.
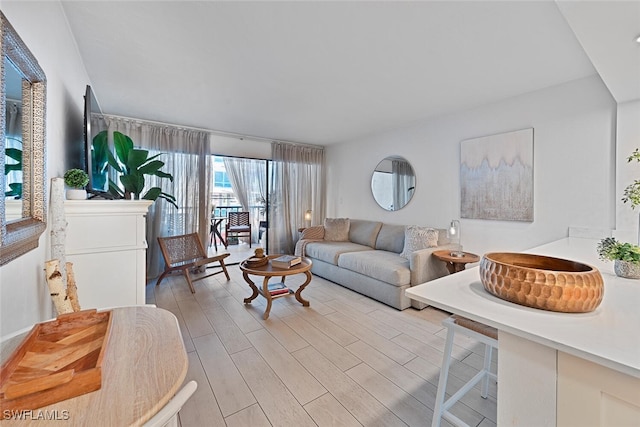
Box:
406 237 640 426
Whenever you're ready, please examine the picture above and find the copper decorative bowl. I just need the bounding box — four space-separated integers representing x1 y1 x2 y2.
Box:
479 252 604 313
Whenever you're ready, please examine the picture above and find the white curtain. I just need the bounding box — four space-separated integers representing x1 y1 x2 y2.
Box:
392 159 414 210
222 157 266 243
270 142 325 254
105 116 212 278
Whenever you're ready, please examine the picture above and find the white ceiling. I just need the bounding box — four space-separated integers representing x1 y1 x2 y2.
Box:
556 0 640 104
60 1 639 146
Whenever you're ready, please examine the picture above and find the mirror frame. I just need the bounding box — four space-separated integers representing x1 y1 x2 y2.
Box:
0 12 47 266
371 155 416 211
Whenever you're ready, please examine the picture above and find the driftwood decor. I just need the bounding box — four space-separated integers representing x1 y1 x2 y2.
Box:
45 178 81 314
65 262 81 312
44 259 81 315
49 177 67 278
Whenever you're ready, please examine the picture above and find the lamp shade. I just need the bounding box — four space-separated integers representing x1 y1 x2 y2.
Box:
304 210 312 221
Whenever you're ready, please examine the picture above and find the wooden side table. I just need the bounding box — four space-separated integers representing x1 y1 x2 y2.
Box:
433 250 480 274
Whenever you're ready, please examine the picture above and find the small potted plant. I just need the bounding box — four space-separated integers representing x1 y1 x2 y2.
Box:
64 168 90 200
597 237 640 279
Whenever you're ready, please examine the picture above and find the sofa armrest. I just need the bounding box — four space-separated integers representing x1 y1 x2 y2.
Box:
409 243 462 285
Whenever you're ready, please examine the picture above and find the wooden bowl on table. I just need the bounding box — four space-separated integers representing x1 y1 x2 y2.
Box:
244 256 268 268
479 252 604 313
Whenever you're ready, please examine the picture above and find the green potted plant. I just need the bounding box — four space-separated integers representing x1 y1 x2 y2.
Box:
106 131 177 208
63 168 90 200
622 148 640 209
597 237 640 279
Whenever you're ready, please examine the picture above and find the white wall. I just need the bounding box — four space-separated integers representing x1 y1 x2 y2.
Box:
326 75 617 256
615 100 640 243
211 134 272 159
0 1 90 336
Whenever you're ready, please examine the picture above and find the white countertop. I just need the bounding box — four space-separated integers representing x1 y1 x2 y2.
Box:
406 237 640 378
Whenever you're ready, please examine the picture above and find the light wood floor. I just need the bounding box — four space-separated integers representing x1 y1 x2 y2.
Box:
146 265 497 427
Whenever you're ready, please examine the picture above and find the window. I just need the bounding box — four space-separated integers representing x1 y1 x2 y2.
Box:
214 171 232 189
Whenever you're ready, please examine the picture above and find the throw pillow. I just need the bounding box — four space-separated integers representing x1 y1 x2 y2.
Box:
400 226 439 259
324 218 350 241
301 225 325 240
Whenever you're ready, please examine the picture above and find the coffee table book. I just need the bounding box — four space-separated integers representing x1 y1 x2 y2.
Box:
271 255 302 269
0 309 112 418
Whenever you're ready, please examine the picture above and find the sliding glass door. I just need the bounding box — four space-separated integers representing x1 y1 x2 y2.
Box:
210 155 271 254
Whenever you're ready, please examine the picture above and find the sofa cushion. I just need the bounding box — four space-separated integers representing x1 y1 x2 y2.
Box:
304 241 372 265
338 250 410 287
324 218 350 241
349 219 383 248
375 224 405 253
400 226 439 259
300 225 324 240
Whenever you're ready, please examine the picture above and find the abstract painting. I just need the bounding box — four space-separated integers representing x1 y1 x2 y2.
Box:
460 128 534 221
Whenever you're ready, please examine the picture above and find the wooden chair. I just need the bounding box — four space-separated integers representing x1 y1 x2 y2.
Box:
156 233 230 293
225 211 252 248
143 380 197 427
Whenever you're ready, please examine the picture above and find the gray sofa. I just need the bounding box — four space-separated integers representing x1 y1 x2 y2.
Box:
297 219 461 310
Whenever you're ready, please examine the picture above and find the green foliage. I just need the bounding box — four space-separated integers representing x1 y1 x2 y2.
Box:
4 137 22 198
91 130 110 191
63 168 89 188
5 182 21 198
4 147 21 173
622 148 640 209
106 131 177 208
597 237 640 264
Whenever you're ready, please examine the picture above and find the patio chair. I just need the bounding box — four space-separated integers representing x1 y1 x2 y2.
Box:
156 233 230 293
225 211 252 248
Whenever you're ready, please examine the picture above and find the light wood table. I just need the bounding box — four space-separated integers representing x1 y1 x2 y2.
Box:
432 250 480 274
240 255 313 319
0 306 188 426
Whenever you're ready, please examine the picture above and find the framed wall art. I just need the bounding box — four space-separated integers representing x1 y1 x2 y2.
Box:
460 128 534 222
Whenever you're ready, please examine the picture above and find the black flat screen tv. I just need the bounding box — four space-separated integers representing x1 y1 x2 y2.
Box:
83 85 111 197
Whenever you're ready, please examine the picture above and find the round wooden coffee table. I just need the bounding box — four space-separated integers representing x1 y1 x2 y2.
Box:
432 250 480 274
239 255 313 319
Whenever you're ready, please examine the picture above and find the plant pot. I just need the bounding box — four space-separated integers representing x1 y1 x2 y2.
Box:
66 188 87 200
614 260 640 279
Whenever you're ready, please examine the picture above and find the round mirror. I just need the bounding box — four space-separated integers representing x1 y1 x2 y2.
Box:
371 156 416 211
